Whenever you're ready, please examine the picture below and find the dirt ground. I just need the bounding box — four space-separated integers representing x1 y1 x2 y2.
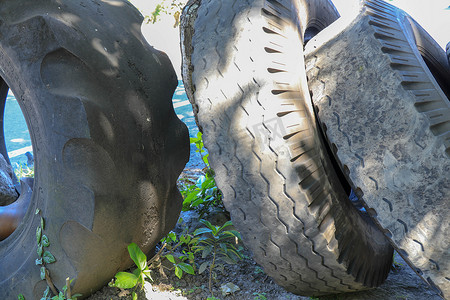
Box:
87 208 442 300
87 240 442 300
86 156 443 300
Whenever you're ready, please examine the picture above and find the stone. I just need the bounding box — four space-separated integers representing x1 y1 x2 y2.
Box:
220 282 240 297
0 153 18 206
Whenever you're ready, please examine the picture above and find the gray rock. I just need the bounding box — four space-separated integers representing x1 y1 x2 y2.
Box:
25 151 33 167
0 153 18 206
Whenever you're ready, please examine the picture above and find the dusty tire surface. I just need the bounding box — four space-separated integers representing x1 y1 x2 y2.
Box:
181 0 393 296
305 0 449 297
0 0 189 298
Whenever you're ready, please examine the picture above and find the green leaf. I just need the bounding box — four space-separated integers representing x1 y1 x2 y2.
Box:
165 254 176 264
35 208 40 215
40 217 45 231
191 197 204 207
57 291 64 299
221 256 238 265
225 247 243 260
178 263 194 275
36 226 42 244
183 191 199 206
199 219 216 232
41 235 50 247
228 230 242 240
220 243 228 253
174 266 182 279
193 227 212 236
18 294 25 300
202 245 213 259
35 258 43 265
202 153 209 166
113 272 139 289
37 244 43 257
43 251 56 264
132 268 141 278
201 177 214 189
168 232 176 242
199 261 209 274
43 286 50 298
197 238 214 246
142 269 153 281
132 291 138 300
40 266 46 280
188 252 195 263
127 243 147 271
71 293 82 300
180 234 189 244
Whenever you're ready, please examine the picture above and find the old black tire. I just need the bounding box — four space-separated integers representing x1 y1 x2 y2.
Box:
0 0 189 298
305 0 449 297
181 0 393 296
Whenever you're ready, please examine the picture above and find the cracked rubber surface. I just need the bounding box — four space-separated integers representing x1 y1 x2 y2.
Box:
0 0 189 298
181 0 393 296
305 0 449 297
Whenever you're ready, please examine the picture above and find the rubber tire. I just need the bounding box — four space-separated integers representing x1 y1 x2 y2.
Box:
181 0 393 296
0 0 189 298
305 0 449 297
446 42 450 65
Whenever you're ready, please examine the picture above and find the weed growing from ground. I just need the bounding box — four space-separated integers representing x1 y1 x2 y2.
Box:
193 219 243 296
253 292 268 300
181 132 226 217
159 229 197 279
109 243 152 300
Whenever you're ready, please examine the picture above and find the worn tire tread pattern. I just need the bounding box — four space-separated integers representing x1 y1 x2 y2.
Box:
182 0 393 296
306 0 449 297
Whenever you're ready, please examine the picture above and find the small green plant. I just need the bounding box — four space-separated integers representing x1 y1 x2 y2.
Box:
44 278 81 300
253 292 267 300
190 132 209 167
254 266 265 275
392 252 403 271
181 172 224 217
20 278 81 300
193 219 243 295
180 132 225 217
19 209 79 299
34 209 65 299
14 163 34 179
110 243 152 300
146 0 186 26
159 230 197 279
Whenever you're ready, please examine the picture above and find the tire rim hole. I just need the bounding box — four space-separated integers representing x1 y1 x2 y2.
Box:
0 84 34 241
303 26 321 46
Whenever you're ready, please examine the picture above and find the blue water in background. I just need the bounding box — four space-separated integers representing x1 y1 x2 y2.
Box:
4 93 32 167
173 81 199 139
5 80 201 169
